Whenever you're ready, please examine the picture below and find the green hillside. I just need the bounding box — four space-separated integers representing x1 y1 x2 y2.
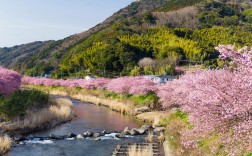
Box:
1 0 252 77
155 0 204 12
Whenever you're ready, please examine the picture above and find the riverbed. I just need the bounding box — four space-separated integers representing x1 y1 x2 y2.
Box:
6 99 144 156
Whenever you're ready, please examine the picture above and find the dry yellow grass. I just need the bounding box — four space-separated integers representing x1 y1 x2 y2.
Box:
49 104 72 119
152 116 161 128
0 135 12 154
49 97 73 108
49 90 68 96
128 144 153 156
2 97 73 132
146 131 154 143
158 132 165 144
136 112 167 126
30 86 134 114
72 94 131 114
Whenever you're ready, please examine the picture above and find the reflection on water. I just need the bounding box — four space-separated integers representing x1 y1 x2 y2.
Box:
7 99 144 156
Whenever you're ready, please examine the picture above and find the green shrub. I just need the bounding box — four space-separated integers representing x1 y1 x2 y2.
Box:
143 13 156 24
130 93 160 109
0 90 49 120
105 91 160 109
159 117 169 127
105 92 120 99
174 109 188 119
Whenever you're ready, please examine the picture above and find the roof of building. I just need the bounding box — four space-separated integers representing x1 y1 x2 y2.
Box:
85 76 96 79
144 75 158 79
156 75 176 79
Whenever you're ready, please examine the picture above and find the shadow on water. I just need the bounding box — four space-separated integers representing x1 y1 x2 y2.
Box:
7 99 145 156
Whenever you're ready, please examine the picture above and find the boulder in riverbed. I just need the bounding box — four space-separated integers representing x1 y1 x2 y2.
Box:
129 128 139 135
93 133 100 138
123 127 130 135
67 132 76 138
76 134 84 139
141 124 152 131
136 128 146 135
19 141 24 145
94 137 101 141
101 130 107 135
49 134 65 140
14 135 26 142
115 133 125 138
84 131 93 137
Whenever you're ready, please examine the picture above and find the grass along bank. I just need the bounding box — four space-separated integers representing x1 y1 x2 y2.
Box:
0 89 73 154
0 96 73 135
0 89 49 121
0 135 12 155
27 85 160 114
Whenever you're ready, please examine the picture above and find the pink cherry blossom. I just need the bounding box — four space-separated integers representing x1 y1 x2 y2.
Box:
106 76 156 95
158 45 252 155
0 67 21 95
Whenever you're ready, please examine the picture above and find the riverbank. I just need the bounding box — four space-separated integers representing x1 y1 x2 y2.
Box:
28 85 159 114
31 86 217 155
0 96 73 154
1 96 73 135
25 85 174 155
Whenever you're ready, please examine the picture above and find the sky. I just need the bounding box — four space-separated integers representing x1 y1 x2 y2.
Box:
0 0 135 47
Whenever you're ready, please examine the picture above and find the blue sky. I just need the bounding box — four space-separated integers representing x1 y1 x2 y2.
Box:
0 0 135 47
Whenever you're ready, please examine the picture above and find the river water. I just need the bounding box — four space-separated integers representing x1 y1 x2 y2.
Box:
7 99 144 156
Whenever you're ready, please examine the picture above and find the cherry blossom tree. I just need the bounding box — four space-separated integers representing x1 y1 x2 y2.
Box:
0 67 21 95
158 45 252 155
22 77 111 90
106 76 156 95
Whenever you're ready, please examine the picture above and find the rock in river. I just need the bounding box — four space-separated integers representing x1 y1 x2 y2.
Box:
14 135 26 142
136 128 146 135
129 128 139 135
101 130 107 135
67 132 76 138
49 134 65 140
123 127 130 135
93 133 100 138
84 131 93 137
141 124 152 131
94 137 101 141
76 134 84 139
115 133 125 138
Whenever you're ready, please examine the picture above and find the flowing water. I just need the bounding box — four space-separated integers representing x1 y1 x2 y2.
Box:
7 99 144 156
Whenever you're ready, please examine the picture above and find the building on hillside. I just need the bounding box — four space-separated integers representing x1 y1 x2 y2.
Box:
153 75 176 83
44 74 51 78
85 76 96 80
143 75 158 81
144 75 176 83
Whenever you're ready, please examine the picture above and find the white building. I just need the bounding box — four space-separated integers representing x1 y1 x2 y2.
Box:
143 75 157 81
85 76 96 80
144 75 176 84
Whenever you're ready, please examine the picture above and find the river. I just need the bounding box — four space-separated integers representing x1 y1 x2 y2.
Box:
6 99 144 156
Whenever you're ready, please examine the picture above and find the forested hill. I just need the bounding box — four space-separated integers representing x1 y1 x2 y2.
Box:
1 0 252 77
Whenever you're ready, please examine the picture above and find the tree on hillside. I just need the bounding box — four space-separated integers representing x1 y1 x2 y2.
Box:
138 57 156 68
